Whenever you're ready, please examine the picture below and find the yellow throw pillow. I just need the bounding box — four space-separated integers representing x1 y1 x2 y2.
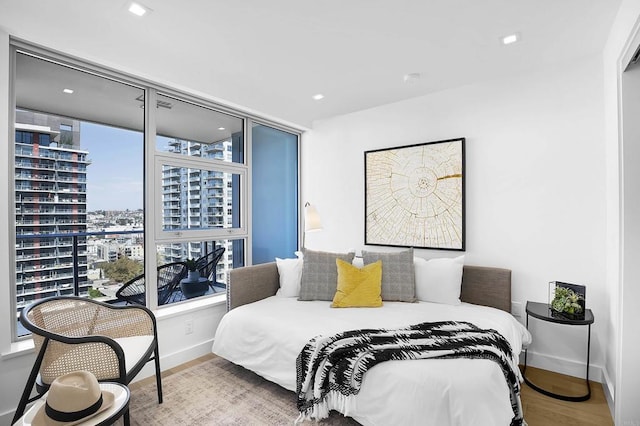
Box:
331 259 383 308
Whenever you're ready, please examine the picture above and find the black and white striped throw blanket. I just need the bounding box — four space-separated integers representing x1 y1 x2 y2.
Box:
296 321 524 426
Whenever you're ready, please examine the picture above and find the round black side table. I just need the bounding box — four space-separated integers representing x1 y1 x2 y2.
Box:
523 301 594 402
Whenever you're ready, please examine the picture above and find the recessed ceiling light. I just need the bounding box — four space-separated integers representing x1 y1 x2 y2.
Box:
218 127 225 131
63 88 74 94
501 33 520 45
403 73 421 83
128 2 148 16
312 94 324 101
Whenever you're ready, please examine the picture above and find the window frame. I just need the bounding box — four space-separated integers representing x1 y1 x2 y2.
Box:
7 39 303 343
153 153 248 243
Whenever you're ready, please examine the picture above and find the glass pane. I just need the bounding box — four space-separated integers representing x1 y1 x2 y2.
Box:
161 165 240 231
155 239 245 305
155 94 244 164
88 228 144 300
14 52 144 336
251 124 298 263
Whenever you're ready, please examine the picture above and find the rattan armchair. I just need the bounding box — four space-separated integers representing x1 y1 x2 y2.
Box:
12 296 162 425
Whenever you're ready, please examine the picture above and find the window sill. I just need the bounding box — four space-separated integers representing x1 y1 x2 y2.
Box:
1 338 35 360
155 293 226 320
1 294 226 360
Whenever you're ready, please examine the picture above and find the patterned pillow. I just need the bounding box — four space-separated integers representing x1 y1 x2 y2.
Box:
362 248 416 302
298 248 356 301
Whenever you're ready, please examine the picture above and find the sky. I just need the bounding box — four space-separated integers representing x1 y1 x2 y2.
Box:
80 122 144 212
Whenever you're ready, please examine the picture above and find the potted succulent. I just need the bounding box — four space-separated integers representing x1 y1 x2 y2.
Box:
185 258 200 282
551 286 584 320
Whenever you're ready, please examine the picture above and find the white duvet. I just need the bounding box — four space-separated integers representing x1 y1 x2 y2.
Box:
212 297 531 426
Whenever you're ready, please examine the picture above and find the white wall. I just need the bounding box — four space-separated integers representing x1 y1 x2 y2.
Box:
303 55 608 382
619 62 640 426
603 0 640 422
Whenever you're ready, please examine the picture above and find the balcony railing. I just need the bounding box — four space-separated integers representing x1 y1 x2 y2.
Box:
16 229 144 297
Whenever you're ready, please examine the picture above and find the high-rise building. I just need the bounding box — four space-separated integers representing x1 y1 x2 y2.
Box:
161 139 233 285
14 111 90 312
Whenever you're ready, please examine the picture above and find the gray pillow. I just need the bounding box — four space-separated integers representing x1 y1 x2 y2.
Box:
298 248 355 301
362 248 416 302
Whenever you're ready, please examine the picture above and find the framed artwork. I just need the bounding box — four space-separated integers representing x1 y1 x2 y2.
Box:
364 138 465 250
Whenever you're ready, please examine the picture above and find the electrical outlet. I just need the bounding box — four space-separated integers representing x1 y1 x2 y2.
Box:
511 301 522 318
185 319 193 335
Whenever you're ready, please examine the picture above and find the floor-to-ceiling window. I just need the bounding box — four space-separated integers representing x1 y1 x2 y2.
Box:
10 42 301 340
154 93 247 302
13 51 145 337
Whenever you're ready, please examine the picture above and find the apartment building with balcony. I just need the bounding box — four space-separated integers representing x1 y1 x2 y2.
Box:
161 138 233 285
14 112 90 311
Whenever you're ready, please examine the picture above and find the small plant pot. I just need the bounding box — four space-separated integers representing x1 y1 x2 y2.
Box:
187 270 201 282
180 278 209 299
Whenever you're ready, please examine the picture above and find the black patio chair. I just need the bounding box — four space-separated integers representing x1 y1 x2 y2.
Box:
195 246 226 291
116 261 187 306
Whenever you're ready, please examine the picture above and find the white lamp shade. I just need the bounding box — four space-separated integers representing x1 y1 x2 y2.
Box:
304 204 323 232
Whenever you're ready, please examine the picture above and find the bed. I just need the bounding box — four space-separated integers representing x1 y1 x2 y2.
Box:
212 259 531 426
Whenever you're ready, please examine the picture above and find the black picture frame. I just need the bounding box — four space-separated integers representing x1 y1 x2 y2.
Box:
364 137 465 250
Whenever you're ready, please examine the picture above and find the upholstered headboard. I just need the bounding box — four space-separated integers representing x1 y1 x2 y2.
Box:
227 262 280 311
460 265 511 312
227 262 512 313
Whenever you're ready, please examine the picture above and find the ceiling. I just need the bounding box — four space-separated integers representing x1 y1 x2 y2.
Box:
0 0 622 129
15 52 244 142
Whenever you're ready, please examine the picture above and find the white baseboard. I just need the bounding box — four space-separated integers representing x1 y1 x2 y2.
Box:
1 410 13 426
521 349 603 382
131 338 215 383
601 365 615 418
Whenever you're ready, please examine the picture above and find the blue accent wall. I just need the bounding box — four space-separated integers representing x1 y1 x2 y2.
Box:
252 125 298 264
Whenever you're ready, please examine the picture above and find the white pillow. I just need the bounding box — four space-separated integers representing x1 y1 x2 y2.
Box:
414 255 465 305
275 257 303 297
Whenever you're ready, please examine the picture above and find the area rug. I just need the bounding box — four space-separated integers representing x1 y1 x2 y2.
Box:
126 355 360 425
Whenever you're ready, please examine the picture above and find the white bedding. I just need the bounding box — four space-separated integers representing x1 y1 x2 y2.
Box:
212 296 531 426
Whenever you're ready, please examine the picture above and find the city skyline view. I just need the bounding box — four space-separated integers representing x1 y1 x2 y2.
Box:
14 111 235 322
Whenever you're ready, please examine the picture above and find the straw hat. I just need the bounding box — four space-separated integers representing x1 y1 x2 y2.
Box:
31 371 115 426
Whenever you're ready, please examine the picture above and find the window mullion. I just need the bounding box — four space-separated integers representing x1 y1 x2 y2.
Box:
146 88 159 309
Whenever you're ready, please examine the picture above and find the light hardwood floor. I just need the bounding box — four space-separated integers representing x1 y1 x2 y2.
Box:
520 366 613 426
132 355 614 425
